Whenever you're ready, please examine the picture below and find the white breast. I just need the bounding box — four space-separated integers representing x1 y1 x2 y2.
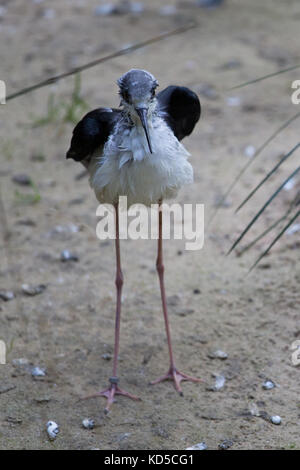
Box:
89 117 193 207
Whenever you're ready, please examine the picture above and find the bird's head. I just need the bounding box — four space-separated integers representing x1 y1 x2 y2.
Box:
117 69 159 153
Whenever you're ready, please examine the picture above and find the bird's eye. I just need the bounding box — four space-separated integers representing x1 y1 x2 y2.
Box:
122 90 130 102
151 88 156 98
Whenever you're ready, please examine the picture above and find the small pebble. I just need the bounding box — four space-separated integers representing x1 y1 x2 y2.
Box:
213 374 226 390
208 350 228 360
12 174 32 186
287 223 300 235
0 290 15 301
270 415 281 425
186 442 207 450
82 418 95 430
283 178 294 191
101 353 112 360
60 250 79 262
46 421 59 440
22 284 46 296
244 145 256 158
262 380 276 390
218 439 233 450
31 366 46 377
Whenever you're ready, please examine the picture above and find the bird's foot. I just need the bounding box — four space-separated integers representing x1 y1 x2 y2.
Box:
81 376 141 413
150 366 203 396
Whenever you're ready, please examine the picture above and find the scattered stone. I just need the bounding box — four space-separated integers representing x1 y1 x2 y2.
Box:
207 373 226 391
60 250 79 262
218 439 233 450
0 290 15 301
262 380 276 390
287 223 300 235
249 402 260 417
47 421 59 440
31 366 46 377
101 353 112 360
244 145 256 158
12 174 32 186
193 288 201 294
270 415 281 425
82 418 95 430
21 284 46 296
186 442 207 450
208 350 228 360
283 178 294 191
47 224 80 240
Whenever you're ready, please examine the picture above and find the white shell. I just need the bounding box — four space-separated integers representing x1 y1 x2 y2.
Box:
186 442 207 450
31 366 46 377
82 418 95 430
47 421 59 440
262 380 275 390
270 415 281 425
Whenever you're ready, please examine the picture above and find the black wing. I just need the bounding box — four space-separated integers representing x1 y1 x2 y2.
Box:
66 108 121 162
157 86 201 141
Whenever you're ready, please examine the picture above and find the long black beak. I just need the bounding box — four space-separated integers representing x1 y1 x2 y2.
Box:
135 107 153 154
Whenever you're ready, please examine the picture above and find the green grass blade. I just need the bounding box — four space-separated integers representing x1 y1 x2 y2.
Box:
207 111 300 227
227 164 300 255
237 191 299 256
236 142 300 213
249 208 300 271
230 63 300 90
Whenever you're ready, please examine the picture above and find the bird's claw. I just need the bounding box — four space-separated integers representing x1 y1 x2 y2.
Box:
150 366 203 396
81 381 141 413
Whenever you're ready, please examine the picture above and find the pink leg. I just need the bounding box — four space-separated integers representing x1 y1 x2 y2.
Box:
82 201 140 413
150 200 203 396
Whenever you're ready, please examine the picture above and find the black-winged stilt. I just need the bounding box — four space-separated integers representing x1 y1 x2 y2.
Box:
66 69 201 412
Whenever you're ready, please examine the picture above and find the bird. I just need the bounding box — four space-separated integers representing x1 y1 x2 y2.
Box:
66 68 201 412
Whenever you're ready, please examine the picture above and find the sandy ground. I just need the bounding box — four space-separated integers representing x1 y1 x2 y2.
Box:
0 0 299 450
